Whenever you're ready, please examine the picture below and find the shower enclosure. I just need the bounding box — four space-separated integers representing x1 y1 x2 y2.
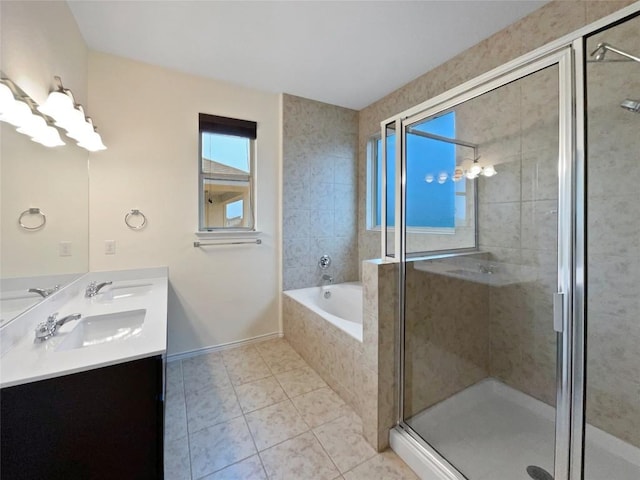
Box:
382 7 640 480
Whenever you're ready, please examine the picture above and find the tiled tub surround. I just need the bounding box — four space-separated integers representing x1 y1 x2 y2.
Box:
163 338 418 480
282 94 359 291
283 292 366 438
283 261 397 452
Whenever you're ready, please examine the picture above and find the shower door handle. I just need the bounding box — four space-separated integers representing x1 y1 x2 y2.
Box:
553 292 564 333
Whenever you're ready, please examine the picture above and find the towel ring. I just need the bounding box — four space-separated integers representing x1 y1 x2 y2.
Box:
19 208 46 231
124 209 147 230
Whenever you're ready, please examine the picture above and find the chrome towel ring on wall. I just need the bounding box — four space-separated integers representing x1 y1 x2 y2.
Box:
124 209 147 230
18 208 46 230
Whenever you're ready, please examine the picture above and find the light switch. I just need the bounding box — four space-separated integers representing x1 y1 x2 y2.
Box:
105 240 116 255
59 241 72 257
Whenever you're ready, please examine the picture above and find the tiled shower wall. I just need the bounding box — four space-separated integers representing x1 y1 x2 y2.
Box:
404 261 490 418
282 94 358 291
356 0 638 447
471 66 560 408
585 17 640 448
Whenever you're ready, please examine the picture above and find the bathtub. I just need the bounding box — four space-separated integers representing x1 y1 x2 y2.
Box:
284 282 363 342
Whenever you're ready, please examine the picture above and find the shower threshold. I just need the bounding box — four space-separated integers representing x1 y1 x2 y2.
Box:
391 378 640 480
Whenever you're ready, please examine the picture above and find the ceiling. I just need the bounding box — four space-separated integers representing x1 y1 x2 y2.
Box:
68 1 548 110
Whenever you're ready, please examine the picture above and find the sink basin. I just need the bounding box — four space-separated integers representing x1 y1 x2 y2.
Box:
55 309 146 351
95 283 153 302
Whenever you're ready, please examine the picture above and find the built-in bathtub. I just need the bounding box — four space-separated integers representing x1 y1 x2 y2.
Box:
283 282 366 437
283 282 362 342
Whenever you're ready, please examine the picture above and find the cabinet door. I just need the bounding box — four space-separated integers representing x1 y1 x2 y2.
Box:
1 356 164 480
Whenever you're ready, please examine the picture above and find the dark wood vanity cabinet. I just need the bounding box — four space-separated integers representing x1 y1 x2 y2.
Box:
0 355 164 479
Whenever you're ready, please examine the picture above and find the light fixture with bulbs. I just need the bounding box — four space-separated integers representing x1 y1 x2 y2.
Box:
38 76 106 152
423 159 498 184
464 159 497 180
407 126 496 185
0 79 65 148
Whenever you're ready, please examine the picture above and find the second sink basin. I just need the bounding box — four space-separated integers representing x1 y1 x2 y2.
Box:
55 309 146 351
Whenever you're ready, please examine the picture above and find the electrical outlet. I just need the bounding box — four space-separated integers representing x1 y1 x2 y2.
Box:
105 240 116 255
59 241 72 257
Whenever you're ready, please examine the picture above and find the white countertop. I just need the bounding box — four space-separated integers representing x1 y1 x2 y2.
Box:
0 267 168 389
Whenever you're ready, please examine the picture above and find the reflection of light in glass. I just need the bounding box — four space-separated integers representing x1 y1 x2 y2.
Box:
466 171 478 180
424 174 434 183
482 165 497 177
437 172 448 184
469 164 482 176
453 166 464 182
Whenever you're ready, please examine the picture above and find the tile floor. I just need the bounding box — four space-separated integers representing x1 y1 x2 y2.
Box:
164 338 418 480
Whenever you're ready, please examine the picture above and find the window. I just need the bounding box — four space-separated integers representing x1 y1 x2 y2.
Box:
368 112 466 231
199 114 256 231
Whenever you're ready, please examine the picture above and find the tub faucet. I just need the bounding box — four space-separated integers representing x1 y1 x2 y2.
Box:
85 281 112 297
34 312 82 341
322 274 333 285
28 285 60 298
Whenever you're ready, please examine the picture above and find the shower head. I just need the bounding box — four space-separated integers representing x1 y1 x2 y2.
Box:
621 99 640 113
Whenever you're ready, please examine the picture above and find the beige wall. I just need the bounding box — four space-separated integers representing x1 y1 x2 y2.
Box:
0 1 89 279
282 94 358 290
87 53 282 355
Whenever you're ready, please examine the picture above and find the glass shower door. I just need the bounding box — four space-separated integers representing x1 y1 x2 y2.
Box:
395 51 574 480
582 13 640 480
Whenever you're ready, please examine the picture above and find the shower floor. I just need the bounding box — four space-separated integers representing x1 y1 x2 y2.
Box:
405 378 640 480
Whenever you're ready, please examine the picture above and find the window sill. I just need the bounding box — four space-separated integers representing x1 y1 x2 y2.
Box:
366 226 457 235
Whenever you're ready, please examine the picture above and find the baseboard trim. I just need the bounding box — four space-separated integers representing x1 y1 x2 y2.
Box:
166 331 284 362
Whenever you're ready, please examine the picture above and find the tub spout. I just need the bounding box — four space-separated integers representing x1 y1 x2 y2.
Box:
322 274 333 285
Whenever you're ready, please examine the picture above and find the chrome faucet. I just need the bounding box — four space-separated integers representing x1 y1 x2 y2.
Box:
321 274 333 285
85 281 112 297
34 312 82 341
28 285 60 298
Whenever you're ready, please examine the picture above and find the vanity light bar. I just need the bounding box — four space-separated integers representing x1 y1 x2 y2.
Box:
38 76 106 152
0 79 65 148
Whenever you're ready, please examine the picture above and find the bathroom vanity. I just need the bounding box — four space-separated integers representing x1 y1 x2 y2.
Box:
0 267 168 480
